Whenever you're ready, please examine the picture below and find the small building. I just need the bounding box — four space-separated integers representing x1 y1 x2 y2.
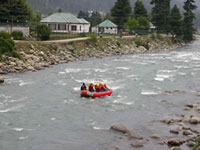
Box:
92 19 118 34
40 13 90 33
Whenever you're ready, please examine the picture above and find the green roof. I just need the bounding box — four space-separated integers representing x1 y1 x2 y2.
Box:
41 13 90 24
98 20 117 28
79 18 90 24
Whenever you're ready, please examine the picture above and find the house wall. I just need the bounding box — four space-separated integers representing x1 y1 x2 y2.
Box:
0 26 30 36
46 23 90 33
92 27 118 34
104 27 118 34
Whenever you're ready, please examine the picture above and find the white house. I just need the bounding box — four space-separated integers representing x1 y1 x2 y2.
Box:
40 13 90 33
92 19 118 34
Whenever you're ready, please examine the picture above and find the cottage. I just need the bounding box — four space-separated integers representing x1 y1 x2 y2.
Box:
92 19 118 34
40 13 90 33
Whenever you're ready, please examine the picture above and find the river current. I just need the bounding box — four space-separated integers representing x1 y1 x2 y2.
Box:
1 38 200 150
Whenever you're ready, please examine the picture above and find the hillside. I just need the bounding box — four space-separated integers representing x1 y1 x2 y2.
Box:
27 0 200 26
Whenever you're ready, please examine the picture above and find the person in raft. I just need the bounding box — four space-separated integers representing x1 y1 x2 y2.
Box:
104 83 110 90
81 83 87 91
88 83 95 92
95 83 101 92
99 83 106 91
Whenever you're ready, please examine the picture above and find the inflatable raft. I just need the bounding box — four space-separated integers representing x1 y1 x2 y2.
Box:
81 89 112 98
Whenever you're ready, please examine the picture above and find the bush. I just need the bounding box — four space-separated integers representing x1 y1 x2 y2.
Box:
151 33 156 40
89 34 97 43
135 39 143 47
11 31 24 40
0 37 14 54
36 24 51 41
193 137 200 150
0 31 11 39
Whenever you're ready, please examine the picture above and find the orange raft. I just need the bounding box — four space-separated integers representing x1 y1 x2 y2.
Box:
81 89 113 98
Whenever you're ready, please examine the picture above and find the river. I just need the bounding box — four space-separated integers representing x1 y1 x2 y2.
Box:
1 38 200 150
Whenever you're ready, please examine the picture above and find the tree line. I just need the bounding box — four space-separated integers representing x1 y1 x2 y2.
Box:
0 0 197 42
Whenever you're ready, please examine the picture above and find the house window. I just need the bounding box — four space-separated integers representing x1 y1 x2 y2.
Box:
49 24 56 30
111 27 113 29
80 26 81 31
58 24 66 30
71 25 77 31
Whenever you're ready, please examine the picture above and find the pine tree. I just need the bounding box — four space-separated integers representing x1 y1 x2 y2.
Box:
0 0 33 23
150 0 171 33
77 10 89 20
111 0 131 29
134 0 148 19
183 0 197 42
88 11 102 27
170 5 183 38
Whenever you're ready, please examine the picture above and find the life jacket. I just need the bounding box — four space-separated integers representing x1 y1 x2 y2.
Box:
95 85 100 92
99 85 105 91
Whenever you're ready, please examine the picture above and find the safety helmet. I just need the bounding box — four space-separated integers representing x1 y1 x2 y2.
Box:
104 83 107 86
100 83 103 85
96 83 99 87
90 83 94 86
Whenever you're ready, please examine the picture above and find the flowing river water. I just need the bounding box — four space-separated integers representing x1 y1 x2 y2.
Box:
1 38 200 150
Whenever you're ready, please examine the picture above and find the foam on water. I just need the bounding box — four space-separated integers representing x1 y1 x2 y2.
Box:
53 81 67 86
141 90 160 95
116 67 129 70
0 105 24 113
19 80 35 86
12 128 24 132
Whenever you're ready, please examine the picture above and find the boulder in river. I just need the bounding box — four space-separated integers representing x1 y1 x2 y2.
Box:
150 134 162 140
167 138 184 147
183 130 193 136
110 124 129 134
0 76 4 83
125 130 142 139
170 146 182 150
131 140 144 147
189 117 199 124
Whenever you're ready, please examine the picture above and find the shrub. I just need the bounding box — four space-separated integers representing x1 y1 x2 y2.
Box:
151 33 156 40
9 51 23 60
0 37 14 54
89 34 97 43
36 24 51 41
193 137 200 150
135 39 143 47
11 31 24 40
157 34 164 41
0 31 11 39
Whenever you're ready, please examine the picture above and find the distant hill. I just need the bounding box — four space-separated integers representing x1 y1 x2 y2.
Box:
27 0 200 26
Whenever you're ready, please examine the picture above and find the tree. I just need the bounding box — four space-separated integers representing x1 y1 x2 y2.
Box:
137 17 150 30
77 10 89 20
134 0 148 19
183 0 197 42
103 13 112 21
0 0 33 24
88 11 102 27
111 0 131 29
36 24 51 41
125 17 139 30
170 5 183 38
150 0 171 33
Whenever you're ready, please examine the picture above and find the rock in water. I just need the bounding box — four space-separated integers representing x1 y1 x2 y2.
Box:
0 76 4 83
167 138 183 146
110 123 129 134
131 141 144 147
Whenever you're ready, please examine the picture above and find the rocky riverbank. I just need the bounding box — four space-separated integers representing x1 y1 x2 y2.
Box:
109 91 200 150
0 35 184 75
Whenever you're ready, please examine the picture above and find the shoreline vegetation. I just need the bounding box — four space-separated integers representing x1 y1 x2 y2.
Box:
0 35 185 76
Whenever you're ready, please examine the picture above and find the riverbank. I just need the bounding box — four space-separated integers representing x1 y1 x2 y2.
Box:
0 35 184 74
